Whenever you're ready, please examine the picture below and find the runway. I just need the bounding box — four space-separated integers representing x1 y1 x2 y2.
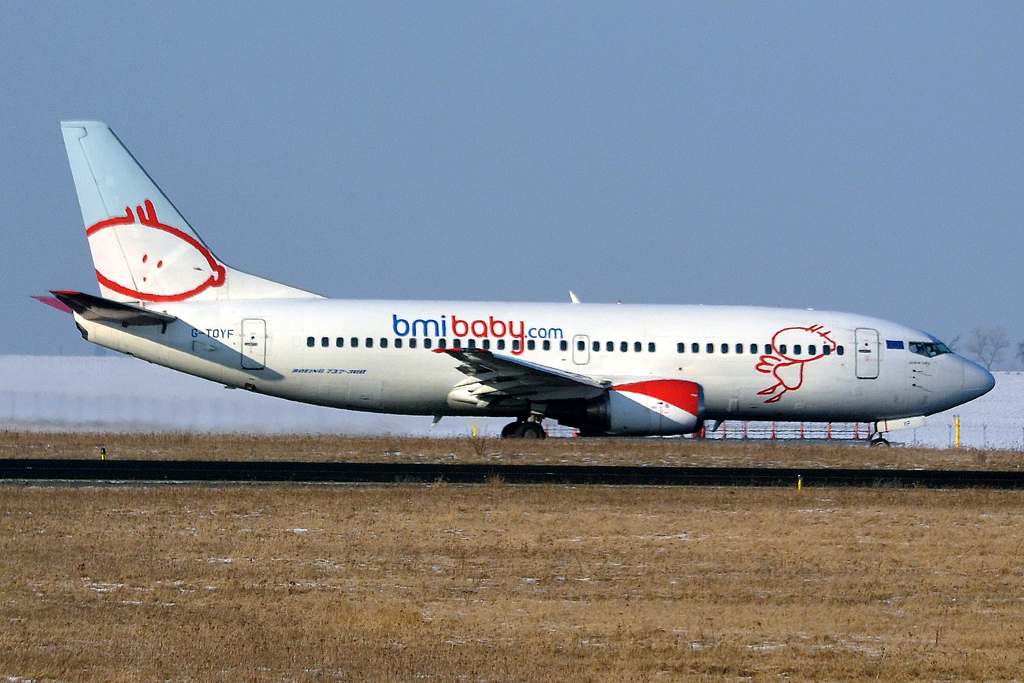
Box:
1 459 1023 488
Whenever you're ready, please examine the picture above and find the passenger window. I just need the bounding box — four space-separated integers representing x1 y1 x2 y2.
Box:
778 344 787 355
677 343 685 353
593 341 600 352
306 336 314 348
394 338 402 349
365 338 373 348
497 339 506 350
648 342 656 352
380 338 388 349
410 338 417 349
721 343 728 354
692 343 699 353
706 343 714 354
823 345 830 356
336 337 344 348
577 340 586 351
621 341 628 352
483 339 490 350
634 342 641 352
543 340 550 351
438 338 446 348
321 337 329 348
422 338 430 349
560 340 568 351
607 341 614 352
351 337 359 348
513 339 520 351
837 346 844 355
527 340 535 351
808 344 816 355
764 344 771 354
750 343 758 354
453 338 461 349
735 343 743 354
794 344 801 355
468 339 476 349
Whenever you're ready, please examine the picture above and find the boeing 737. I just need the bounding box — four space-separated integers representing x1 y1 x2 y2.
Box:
41 121 994 443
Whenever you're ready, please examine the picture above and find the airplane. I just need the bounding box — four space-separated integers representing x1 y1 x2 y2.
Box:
40 121 995 444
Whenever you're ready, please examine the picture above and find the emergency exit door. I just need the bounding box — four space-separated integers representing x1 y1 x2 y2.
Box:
855 327 879 379
572 335 590 365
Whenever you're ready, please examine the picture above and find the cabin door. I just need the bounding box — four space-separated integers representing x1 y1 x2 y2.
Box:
855 328 879 379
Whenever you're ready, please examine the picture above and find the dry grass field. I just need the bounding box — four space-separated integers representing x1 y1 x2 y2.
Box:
2 430 1023 470
2 433 1024 681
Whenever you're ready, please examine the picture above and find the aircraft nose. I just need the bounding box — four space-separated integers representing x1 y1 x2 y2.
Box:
962 358 995 402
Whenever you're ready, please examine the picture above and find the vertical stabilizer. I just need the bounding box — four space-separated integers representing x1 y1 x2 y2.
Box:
61 121 320 302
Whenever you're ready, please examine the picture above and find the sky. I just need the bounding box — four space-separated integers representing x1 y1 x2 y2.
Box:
3 3 1024 366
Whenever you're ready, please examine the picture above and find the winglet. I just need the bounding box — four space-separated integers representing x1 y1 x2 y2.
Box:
569 290 581 304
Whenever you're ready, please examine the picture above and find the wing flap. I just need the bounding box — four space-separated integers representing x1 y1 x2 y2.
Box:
435 348 607 406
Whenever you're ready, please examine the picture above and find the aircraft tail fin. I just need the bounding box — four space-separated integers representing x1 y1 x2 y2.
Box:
61 121 321 303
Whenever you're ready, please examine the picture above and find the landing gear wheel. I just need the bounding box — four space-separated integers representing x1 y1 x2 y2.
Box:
501 420 547 439
870 437 891 447
517 422 546 439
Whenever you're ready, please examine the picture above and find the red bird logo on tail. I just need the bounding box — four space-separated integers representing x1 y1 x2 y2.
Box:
86 199 226 302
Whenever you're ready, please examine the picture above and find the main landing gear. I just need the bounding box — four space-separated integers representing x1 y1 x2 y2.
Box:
500 420 546 439
869 423 891 447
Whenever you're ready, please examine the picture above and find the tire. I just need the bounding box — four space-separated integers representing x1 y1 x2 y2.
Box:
519 422 546 439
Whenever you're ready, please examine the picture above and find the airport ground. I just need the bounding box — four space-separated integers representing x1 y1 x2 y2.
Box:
3 430 1024 469
2 432 1024 681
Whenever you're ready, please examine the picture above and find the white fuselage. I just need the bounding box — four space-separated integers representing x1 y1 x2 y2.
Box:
55 121 995 437
75 298 993 426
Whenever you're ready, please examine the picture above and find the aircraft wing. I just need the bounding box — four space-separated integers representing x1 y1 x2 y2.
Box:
435 347 608 408
48 290 177 331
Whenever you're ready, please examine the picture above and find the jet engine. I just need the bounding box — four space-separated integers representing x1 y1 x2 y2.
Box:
551 379 705 436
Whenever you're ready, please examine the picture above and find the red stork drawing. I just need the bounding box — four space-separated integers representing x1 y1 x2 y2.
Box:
755 324 836 403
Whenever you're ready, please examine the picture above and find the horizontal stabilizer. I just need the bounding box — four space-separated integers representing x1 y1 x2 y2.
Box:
32 295 73 314
50 290 178 330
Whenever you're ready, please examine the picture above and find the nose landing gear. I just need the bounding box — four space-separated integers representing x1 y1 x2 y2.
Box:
869 422 891 447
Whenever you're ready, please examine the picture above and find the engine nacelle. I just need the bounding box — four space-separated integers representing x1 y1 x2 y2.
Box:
552 379 705 436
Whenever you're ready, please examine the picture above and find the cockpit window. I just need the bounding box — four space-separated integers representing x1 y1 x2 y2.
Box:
909 341 951 358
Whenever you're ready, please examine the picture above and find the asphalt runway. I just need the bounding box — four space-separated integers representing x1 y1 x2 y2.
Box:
1 459 1023 488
